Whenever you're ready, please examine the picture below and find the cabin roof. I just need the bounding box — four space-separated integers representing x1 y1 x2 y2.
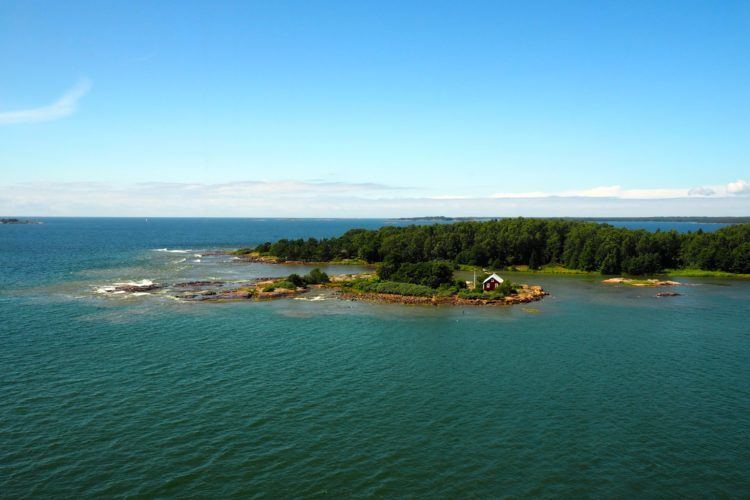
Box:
482 273 504 284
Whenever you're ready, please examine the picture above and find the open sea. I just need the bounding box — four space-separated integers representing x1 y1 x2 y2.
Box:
1 218 749 497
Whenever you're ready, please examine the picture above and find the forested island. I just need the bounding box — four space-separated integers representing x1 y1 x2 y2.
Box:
1 218 42 224
242 218 750 275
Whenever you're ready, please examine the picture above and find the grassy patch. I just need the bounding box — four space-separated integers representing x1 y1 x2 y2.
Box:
456 289 506 300
622 279 660 286
458 264 597 276
457 264 484 272
662 269 750 278
344 279 460 297
232 247 255 255
513 265 598 275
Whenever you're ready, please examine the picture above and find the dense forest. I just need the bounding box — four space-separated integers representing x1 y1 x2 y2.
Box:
249 219 750 275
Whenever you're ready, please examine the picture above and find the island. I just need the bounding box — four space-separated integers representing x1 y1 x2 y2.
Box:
239 217 750 277
1 218 42 224
96 267 548 306
95 218 749 306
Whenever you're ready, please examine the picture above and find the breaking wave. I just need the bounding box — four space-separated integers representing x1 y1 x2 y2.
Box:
153 248 191 254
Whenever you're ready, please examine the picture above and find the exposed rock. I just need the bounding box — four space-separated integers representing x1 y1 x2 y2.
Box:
113 282 161 292
603 277 682 287
173 280 225 287
329 272 375 282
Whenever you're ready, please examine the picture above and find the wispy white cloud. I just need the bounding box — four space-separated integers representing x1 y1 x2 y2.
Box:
132 180 403 196
491 180 750 200
688 186 715 197
0 78 92 125
2 179 750 217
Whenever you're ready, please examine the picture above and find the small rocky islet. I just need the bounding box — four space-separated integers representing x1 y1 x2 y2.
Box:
602 277 682 287
96 268 549 307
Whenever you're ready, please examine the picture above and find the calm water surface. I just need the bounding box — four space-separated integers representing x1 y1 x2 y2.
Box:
1 218 749 497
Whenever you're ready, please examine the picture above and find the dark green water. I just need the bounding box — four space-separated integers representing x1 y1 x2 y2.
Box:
2 219 749 497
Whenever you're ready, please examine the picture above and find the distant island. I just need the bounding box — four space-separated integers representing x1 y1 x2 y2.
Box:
1 218 42 225
396 216 750 224
393 216 494 221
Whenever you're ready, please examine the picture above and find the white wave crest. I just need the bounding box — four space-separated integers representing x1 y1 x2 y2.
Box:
113 279 154 287
294 295 326 301
153 248 191 254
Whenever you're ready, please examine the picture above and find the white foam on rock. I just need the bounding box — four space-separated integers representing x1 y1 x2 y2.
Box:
95 279 157 296
294 295 326 301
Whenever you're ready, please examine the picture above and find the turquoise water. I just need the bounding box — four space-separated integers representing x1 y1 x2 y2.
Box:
2 219 749 497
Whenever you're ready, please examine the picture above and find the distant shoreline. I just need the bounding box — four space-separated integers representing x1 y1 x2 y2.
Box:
394 216 750 223
1 216 748 223
0 218 42 225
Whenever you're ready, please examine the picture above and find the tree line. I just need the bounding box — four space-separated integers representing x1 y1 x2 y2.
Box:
249 219 750 275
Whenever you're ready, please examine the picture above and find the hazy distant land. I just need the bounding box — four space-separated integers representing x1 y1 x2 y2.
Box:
394 216 750 223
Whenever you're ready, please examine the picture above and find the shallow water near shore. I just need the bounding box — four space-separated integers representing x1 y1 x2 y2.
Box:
2 218 749 496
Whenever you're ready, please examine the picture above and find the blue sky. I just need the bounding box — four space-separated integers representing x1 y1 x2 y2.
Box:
1 0 749 216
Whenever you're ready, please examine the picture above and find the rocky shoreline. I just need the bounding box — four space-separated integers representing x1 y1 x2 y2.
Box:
337 284 548 306
95 274 548 307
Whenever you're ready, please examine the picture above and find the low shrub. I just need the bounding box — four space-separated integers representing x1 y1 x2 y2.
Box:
458 281 518 300
284 268 330 288
287 273 306 287
233 247 255 255
352 280 436 297
457 290 485 300
303 268 329 284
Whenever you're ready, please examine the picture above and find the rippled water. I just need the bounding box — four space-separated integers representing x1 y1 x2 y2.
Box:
1 218 749 497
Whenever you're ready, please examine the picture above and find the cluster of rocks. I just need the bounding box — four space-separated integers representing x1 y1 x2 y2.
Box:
175 278 309 302
180 289 255 301
114 282 162 293
329 272 375 282
172 280 225 288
